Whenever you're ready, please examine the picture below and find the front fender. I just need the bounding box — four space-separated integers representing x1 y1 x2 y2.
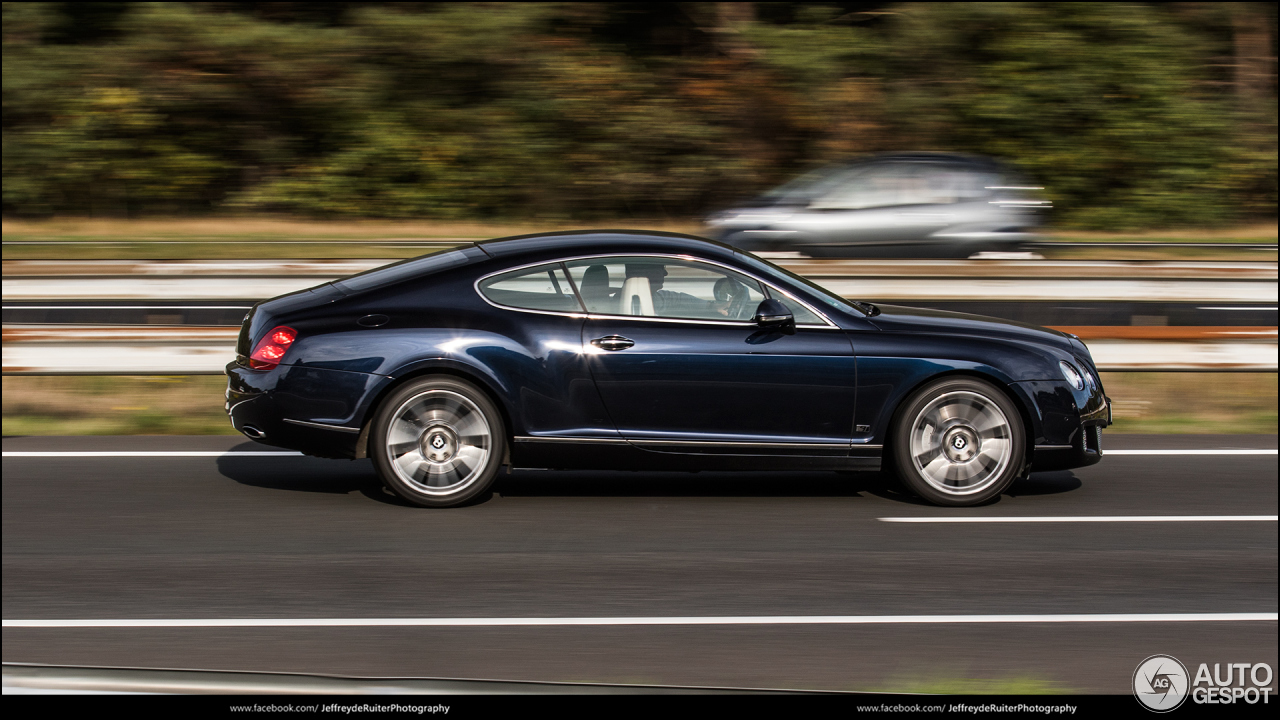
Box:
850 331 1073 444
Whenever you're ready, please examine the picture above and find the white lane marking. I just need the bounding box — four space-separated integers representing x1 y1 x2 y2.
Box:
1105 449 1277 455
3 613 1276 629
879 516 1278 523
1 305 253 310
3 449 1275 458
1 451 302 458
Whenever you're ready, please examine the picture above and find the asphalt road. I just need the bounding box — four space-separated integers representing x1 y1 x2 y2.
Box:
3 434 1276 693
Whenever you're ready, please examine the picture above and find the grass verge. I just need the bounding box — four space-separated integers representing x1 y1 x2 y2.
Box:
3 218 1274 260
1101 372 1277 435
2 376 237 436
3 372 1275 437
869 674 1073 695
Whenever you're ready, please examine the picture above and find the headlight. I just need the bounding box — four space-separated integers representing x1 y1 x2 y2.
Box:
1059 361 1084 391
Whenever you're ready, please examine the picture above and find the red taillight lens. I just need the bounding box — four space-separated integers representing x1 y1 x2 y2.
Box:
248 325 297 370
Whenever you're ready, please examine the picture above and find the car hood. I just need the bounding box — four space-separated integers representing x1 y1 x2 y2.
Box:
866 304 1075 352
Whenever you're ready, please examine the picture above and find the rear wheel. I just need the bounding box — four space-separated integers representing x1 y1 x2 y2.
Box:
370 376 505 508
891 377 1025 506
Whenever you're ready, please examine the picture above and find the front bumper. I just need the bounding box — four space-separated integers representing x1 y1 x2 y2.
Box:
1014 377 1111 472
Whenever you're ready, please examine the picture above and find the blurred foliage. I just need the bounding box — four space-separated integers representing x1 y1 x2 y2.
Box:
2 375 239 436
3 2 1275 227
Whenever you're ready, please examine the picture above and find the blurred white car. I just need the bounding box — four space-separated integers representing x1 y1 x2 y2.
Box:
706 152 1049 258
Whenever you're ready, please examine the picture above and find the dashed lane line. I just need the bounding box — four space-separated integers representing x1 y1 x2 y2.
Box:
2 451 301 457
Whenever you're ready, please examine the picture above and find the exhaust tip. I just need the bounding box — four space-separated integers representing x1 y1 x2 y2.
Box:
241 425 266 440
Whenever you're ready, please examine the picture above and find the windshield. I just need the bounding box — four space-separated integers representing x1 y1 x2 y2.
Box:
730 250 865 317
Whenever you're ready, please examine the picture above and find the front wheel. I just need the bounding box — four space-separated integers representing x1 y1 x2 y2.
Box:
370 376 505 508
891 377 1025 506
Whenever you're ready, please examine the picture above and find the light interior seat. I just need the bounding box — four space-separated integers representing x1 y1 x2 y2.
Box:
619 276 655 316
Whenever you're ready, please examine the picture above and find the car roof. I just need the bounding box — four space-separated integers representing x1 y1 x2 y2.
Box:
844 152 1004 170
476 229 740 261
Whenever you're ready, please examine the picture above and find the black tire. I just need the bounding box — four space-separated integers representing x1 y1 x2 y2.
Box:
370 375 506 508
891 377 1025 506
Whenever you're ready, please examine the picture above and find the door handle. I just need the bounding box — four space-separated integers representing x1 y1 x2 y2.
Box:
590 335 635 351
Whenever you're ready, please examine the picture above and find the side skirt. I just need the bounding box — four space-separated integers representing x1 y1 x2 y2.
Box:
511 436 881 472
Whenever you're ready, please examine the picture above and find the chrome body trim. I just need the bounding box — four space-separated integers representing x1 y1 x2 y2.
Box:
513 436 628 445
282 418 361 434
225 396 259 417
473 253 839 329
514 436 881 451
1034 444 1074 450
631 439 850 449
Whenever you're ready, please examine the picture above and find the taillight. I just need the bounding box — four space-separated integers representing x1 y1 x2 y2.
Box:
248 326 297 370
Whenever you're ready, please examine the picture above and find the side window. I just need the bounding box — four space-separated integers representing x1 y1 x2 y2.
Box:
565 257 765 322
810 164 917 210
478 263 582 313
763 285 827 326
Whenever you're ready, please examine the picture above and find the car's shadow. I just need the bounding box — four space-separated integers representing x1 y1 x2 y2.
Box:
494 470 1081 506
217 445 405 506
216 441 1082 507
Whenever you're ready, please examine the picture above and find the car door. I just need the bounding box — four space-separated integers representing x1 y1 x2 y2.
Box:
474 261 614 438
565 256 857 456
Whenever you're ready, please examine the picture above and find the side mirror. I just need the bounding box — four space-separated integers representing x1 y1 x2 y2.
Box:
753 298 795 334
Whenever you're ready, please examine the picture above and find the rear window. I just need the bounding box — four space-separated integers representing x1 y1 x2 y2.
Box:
334 246 484 294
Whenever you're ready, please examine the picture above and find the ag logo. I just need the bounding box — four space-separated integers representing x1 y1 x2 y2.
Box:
431 435 446 449
1134 654 1190 712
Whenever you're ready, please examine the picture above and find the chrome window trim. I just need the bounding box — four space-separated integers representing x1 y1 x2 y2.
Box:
474 253 839 329
474 261 585 318
283 418 361 434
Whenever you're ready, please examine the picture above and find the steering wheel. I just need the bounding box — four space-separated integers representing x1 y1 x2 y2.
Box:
713 277 749 320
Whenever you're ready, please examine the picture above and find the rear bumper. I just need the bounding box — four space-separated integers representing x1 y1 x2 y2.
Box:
225 360 385 459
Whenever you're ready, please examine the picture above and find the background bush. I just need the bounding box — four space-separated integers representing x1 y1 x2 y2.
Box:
3 2 1275 228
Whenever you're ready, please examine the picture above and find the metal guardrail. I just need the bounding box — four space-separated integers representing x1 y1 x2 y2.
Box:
3 325 1275 373
3 259 1277 303
3 238 1275 249
6 258 1276 278
1029 239 1280 248
3 259 1275 373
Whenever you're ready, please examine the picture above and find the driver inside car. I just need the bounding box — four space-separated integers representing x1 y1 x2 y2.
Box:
624 263 744 319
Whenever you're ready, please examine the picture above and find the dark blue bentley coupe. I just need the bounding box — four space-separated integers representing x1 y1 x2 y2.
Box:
226 231 1110 507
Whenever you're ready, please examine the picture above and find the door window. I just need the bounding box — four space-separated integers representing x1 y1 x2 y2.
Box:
763 285 826 326
564 257 765 322
477 263 582 312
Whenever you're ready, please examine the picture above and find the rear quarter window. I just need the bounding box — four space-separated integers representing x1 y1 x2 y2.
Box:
478 263 583 313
